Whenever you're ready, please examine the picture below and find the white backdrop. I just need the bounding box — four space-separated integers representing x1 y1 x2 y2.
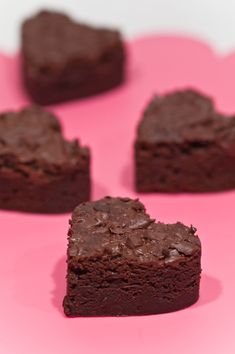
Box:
0 0 235 53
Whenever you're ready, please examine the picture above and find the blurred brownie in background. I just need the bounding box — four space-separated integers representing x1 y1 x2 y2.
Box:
0 107 90 213
21 10 126 105
135 89 235 192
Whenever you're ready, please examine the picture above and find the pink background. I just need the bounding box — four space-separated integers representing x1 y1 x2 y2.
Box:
0 35 234 353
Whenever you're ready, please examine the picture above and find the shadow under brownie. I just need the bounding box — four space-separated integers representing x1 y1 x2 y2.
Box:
63 197 201 317
0 106 90 213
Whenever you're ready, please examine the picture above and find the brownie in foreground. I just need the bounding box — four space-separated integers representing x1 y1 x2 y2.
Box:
63 197 201 316
135 89 235 192
21 10 125 105
0 107 90 213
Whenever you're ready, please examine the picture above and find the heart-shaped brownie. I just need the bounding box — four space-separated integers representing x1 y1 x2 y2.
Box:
64 196 201 316
0 106 90 213
21 10 125 104
135 89 235 192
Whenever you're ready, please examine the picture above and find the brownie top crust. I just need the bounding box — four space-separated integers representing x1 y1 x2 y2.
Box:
0 106 89 172
68 197 201 263
22 10 124 68
137 89 235 148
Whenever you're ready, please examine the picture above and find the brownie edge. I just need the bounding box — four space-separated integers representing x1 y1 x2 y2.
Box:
63 197 201 316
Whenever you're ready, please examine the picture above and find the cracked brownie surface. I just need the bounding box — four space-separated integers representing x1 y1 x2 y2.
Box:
64 197 201 316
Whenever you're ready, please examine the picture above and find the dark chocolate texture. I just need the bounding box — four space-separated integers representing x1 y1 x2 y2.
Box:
135 89 235 192
22 10 125 104
0 106 90 213
64 197 201 316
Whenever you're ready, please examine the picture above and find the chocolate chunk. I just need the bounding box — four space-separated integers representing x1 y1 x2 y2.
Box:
171 242 195 256
129 218 155 230
164 249 181 264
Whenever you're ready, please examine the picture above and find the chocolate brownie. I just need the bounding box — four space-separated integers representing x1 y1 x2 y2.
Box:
21 10 125 105
0 106 90 213
135 89 235 192
63 197 201 317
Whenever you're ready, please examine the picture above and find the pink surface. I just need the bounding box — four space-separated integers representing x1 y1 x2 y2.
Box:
0 35 235 354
